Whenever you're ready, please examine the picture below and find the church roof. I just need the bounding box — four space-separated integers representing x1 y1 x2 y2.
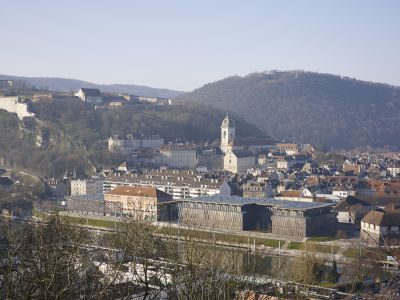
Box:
106 186 171 198
231 149 254 158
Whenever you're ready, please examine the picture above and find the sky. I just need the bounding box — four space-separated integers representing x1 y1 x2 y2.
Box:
1 0 400 91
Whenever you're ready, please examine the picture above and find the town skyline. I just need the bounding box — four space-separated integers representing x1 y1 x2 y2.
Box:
2 2 400 297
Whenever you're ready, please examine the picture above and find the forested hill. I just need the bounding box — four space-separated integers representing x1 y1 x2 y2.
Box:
0 99 262 177
0 74 183 99
176 71 400 149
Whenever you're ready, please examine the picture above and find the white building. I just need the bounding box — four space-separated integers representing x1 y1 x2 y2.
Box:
360 204 400 245
276 143 299 155
0 97 35 120
276 158 289 170
332 188 356 198
158 145 197 169
103 170 227 200
70 179 104 196
76 88 103 104
387 166 400 178
275 188 314 202
224 149 255 174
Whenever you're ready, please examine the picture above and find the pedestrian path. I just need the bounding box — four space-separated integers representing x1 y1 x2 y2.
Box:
281 241 290 250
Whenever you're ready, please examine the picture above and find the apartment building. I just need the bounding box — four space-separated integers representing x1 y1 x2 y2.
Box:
104 186 172 220
70 179 104 196
103 169 229 200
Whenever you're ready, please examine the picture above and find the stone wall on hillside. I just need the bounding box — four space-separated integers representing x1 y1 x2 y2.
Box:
0 97 35 120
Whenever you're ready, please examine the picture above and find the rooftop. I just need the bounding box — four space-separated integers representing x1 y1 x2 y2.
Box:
335 195 400 212
67 193 104 201
180 195 333 211
362 208 400 227
231 149 254 158
105 170 222 188
106 186 170 198
80 88 101 96
160 144 196 151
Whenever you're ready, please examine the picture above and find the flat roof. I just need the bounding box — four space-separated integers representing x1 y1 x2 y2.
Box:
180 195 334 211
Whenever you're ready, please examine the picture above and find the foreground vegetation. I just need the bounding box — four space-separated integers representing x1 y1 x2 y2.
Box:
3 214 398 298
0 215 283 299
40 213 345 256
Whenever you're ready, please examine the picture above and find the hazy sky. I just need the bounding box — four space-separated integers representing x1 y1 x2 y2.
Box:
2 0 400 91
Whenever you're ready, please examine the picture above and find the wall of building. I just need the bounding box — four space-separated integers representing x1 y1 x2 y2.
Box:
104 192 172 220
224 151 255 174
85 96 103 104
0 97 35 120
172 198 337 238
142 138 164 150
360 223 381 245
104 193 157 220
236 156 255 173
178 201 245 230
361 222 400 245
159 148 197 168
271 215 307 237
197 149 224 171
223 151 237 173
70 179 103 196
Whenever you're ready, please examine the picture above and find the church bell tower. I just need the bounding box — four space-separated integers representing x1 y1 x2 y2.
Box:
220 109 235 153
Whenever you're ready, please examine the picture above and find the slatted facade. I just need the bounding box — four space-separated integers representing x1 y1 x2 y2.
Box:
178 201 246 230
173 196 337 237
67 194 123 216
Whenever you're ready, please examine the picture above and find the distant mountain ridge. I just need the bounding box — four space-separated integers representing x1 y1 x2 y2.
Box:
176 71 400 149
0 74 183 98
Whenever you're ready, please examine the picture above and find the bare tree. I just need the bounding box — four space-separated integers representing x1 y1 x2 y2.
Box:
0 215 98 299
166 225 261 300
112 218 171 299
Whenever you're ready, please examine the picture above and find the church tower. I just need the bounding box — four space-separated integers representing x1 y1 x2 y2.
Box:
220 109 235 153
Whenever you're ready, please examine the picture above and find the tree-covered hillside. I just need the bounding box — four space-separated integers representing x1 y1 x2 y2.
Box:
31 98 261 143
176 71 400 149
0 99 262 177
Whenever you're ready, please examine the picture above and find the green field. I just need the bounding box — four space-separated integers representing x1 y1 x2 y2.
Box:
308 236 337 242
64 216 118 229
343 248 359 258
287 241 305 251
35 212 341 255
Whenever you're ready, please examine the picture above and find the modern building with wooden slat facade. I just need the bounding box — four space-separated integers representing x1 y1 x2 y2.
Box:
172 196 336 237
